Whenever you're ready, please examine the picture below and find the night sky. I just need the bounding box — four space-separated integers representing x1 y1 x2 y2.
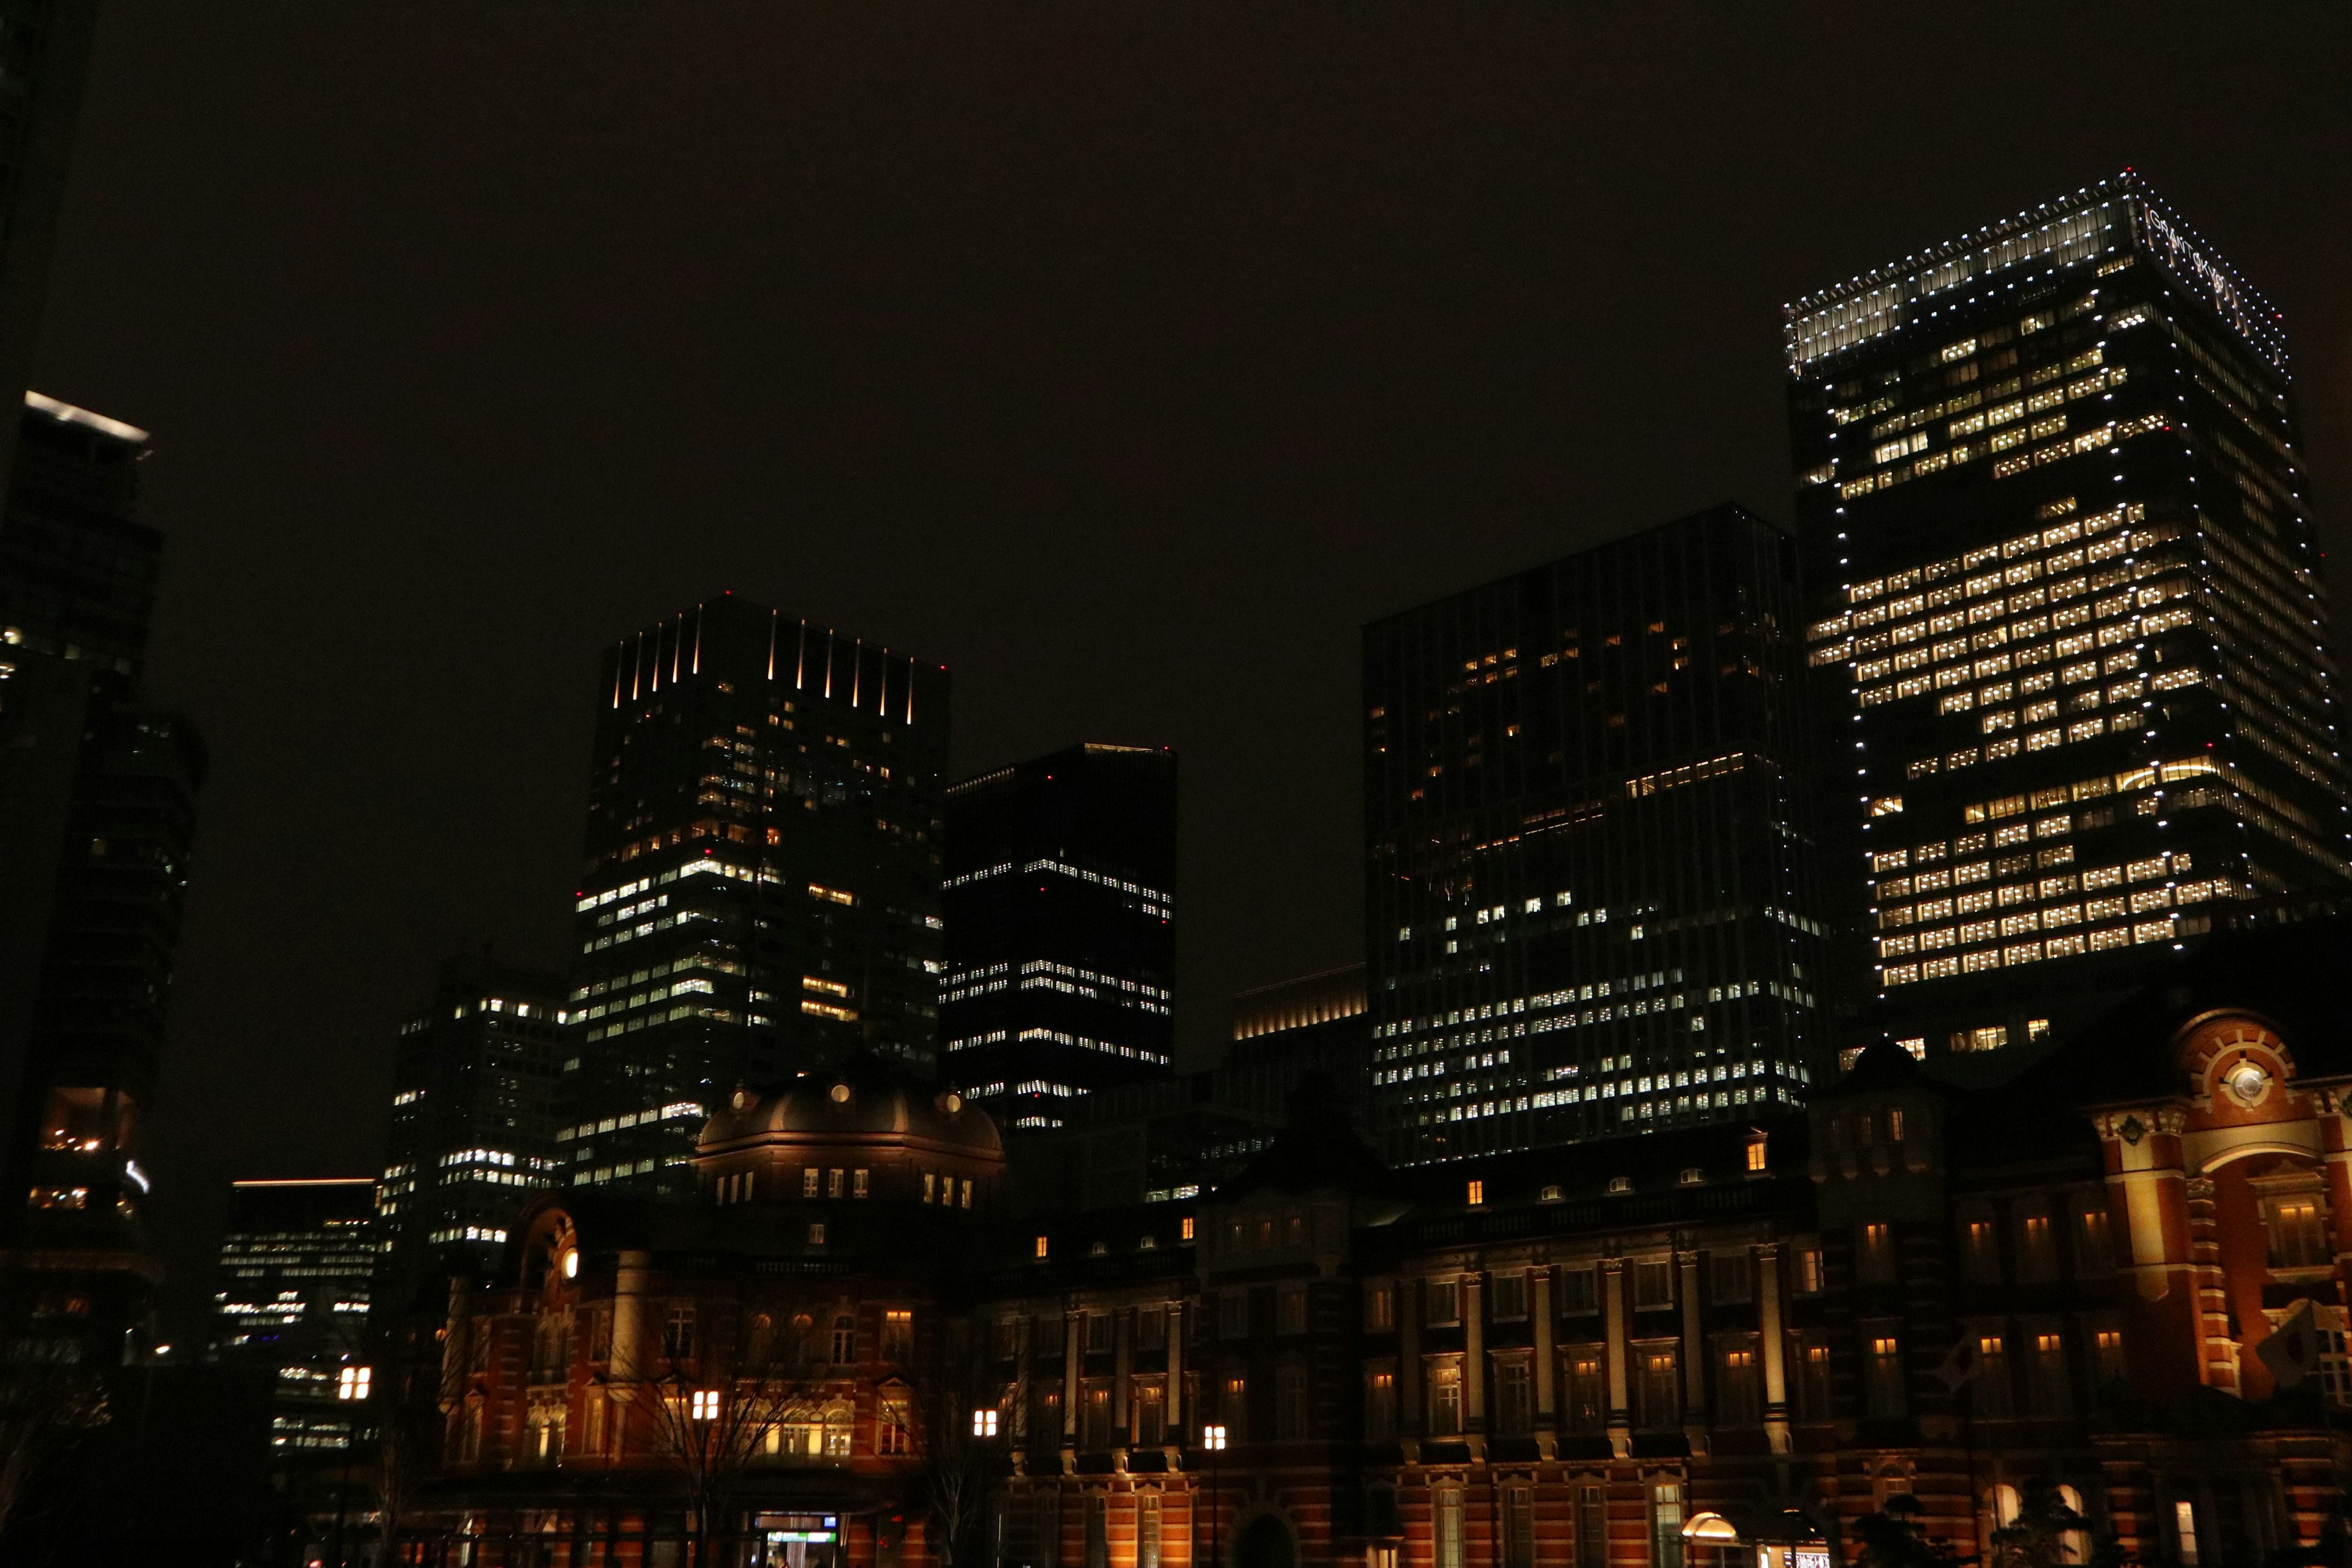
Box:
32 5 2348 1338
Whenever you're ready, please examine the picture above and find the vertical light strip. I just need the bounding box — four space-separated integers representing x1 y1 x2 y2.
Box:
671 619 683 682
767 611 778 682
851 639 863 707
796 620 807 690
824 631 835 699
611 646 622 709
692 605 703 676
650 622 663 691
878 650 891 717
631 632 644 698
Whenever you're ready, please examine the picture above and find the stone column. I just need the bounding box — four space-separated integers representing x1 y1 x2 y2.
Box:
1678 1251 1708 1453
1602 1257 1630 1459
1463 1271 1487 1453
1063 1307 1083 1468
609 1251 649 1385
1757 1245 1791 1456
1531 1265 1558 1458
1164 1301 1185 1454
1115 1306 1134 1464
1400 1276 1424 1458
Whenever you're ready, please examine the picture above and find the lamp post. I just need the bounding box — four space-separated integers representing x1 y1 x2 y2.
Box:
1201 1424 1227 1568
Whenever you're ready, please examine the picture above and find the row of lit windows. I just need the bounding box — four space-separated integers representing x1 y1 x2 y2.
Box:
1861 361 2124 471
1883 916 2185 986
554 1101 705 1144
1877 878 2231 960
1826 500 2141 616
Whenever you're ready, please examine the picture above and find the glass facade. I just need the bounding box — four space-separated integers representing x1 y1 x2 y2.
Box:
556 595 948 1197
941 743 1176 1129
1787 172 2350 1057
1362 504 1826 1162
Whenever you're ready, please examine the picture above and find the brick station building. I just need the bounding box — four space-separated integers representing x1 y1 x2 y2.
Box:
407 921 2352 1567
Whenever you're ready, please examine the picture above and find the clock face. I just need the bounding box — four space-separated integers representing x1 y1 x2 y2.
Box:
2179 1017 2288 1109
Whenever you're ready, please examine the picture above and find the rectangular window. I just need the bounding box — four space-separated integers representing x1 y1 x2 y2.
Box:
1086 1495 1108 1568
1504 1485 1536 1568
1974 1332 2013 1417
1364 1281 1396 1332
2270 1198 2329 1268
1364 1370 1396 1441
1866 1333 1905 1416
1137 1496 1161 1568
1086 1313 1114 1353
803 1166 820 1198
1861 1223 1896 1283
2029 1330 2069 1416
1711 1252 1752 1303
1435 1488 1465 1568
883 1308 913 1362
2018 1212 2058 1280
1576 1485 1608 1568
1493 1359 1532 1436
1636 1346 1679 1430
1489 1271 1528 1321
1136 1308 1167 1350
1795 1246 1824 1294
1278 1286 1308 1336
1276 1365 1308 1440
1962 1218 2001 1284
1136 1381 1165 1447
1717 1341 1760 1425
2076 1202 2114 1274
1427 1361 1464 1436
1425 1278 1461 1325
1219 1289 1250 1339
1566 1350 1606 1433
1221 1376 1247 1441
2174 1500 2199 1566
1080 1384 1113 1449
1652 1483 1686 1568
1561 1265 1599 1316
1796 1338 1831 1420
1633 1259 1675 1310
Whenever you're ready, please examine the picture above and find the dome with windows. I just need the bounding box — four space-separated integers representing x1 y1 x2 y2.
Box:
699 1048 1001 1156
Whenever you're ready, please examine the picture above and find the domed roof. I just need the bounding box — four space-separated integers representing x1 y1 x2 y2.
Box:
699 1048 1003 1156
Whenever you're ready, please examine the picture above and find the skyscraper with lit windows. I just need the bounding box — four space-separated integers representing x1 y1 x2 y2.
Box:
209 1177 376 1454
941 742 1176 1129
1362 505 1828 1164
555 595 949 1197
376 951 567 1307
1788 171 2351 1060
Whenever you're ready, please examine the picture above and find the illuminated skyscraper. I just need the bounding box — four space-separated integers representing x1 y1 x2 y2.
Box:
209 1177 377 1454
1788 172 2351 1059
1363 505 1828 1164
556 595 948 1197
376 952 567 1306
941 742 1175 1129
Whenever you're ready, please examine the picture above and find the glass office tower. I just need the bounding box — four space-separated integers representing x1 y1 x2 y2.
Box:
1788 172 2351 1059
1363 504 1827 1164
556 595 948 1197
941 742 1175 1129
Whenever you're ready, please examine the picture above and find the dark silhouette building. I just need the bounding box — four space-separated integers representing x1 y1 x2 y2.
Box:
209 1177 379 1454
1789 172 2352 1063
556 595 949 1199
1362 504 1828 1164
0 394 202 1370
377 952 568 1305
941 742 1177 1129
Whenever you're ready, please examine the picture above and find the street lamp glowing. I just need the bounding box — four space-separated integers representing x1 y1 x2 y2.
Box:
1202 1423 1227 1450
971 1408 1000 1437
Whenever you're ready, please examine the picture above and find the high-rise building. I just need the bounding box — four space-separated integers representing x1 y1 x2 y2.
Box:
377 952 568 1307
940 743 1176 1129
1362 504 1828 1164
556 595 948 1197
1787 172 2351 1058
0 394 202 1367
209 1177 378 1455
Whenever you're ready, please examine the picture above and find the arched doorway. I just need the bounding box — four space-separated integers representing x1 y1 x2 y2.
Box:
1235 1514 1295 1568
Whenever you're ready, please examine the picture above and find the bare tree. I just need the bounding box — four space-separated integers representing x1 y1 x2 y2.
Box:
0 1349 109 1549
909 1359 1005 1568
638 1303 823 1568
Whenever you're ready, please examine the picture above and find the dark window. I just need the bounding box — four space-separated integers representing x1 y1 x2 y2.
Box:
1711 1252 1752 1303
1489 1272 1528 1321
1493 1360 1532 1436
1561 1267 1599 1316
1576 1485 1608 1568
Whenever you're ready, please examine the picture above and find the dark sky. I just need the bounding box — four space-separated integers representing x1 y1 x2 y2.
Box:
34 4 2348 1339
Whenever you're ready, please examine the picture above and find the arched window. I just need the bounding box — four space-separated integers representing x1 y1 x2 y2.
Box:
831 1314 856 1365
2057 1486 2090 1564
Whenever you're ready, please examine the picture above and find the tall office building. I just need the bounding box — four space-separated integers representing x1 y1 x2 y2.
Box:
0 394 203 1366
209 1178 377 1454
941 743 1176 1129
1363 504 1828 1164
1787 172 2351 1058
377 952 567 1306
556 595 948 1197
